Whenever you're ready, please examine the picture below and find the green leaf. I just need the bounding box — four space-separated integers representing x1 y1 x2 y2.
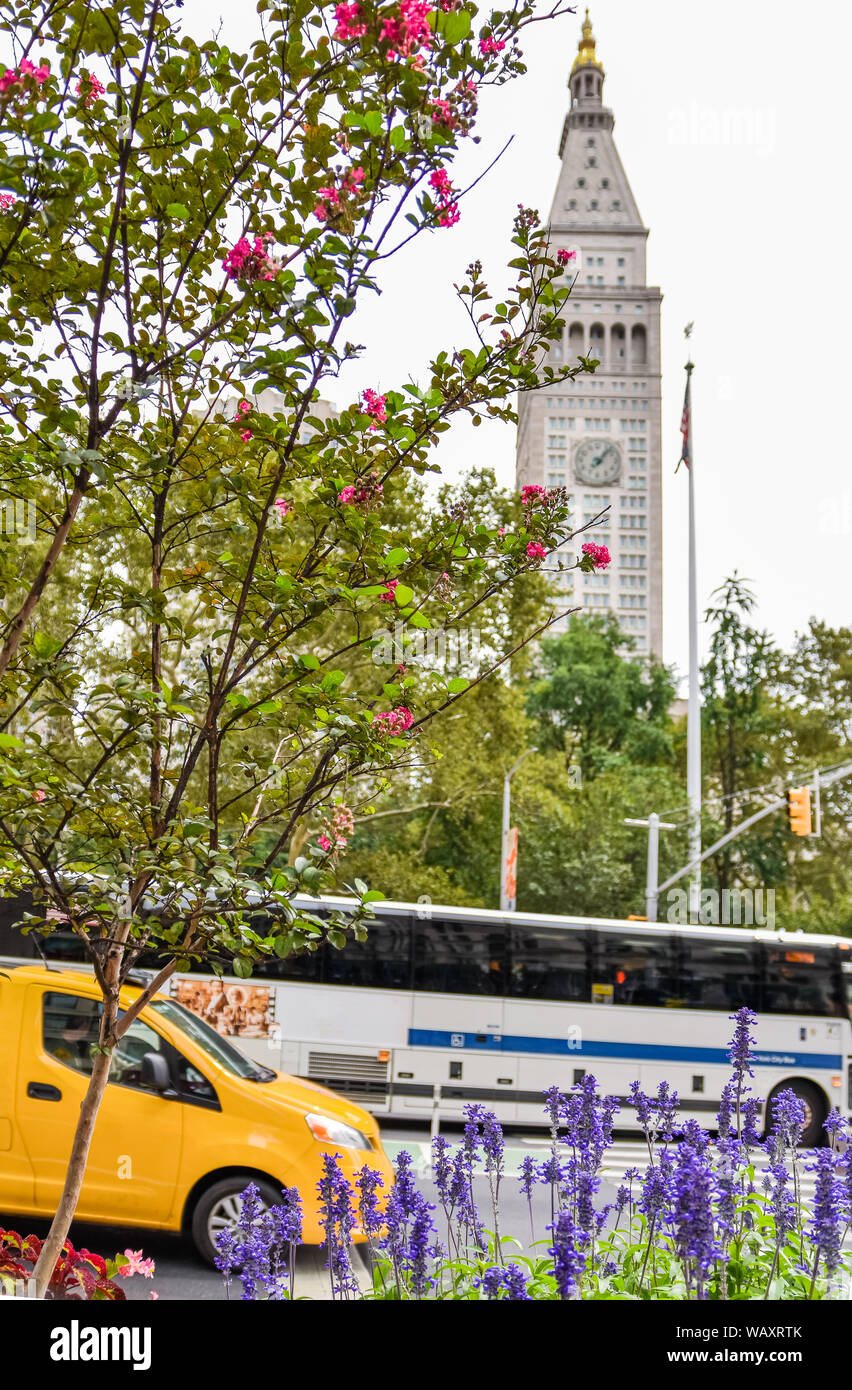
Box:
394 584 414 606
232 956 253 978
300 653 321 669
443 9 472 43
165 203 189 220
385 548 408 567
0 733 24 748
363 110 383 136
447 677 469 693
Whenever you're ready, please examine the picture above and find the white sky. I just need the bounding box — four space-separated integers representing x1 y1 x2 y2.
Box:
182 0 852 683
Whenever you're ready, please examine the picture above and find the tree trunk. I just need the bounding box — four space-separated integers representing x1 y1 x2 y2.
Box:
32 1048 114 1298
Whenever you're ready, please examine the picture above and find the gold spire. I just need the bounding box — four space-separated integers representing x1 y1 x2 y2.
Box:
571 8 603 75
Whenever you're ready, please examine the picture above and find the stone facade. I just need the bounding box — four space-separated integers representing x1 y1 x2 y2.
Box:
516 11 663 658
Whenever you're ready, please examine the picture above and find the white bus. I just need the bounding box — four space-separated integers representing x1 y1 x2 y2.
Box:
3 896 850 1146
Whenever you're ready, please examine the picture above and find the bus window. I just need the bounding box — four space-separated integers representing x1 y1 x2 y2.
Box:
590 931 678 1007
679 936 761 1011
323 915 412 990
507 926 589 1002
413 918 506 996
762 946 843 1018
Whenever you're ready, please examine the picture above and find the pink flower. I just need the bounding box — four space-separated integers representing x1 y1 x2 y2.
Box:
75 71 105 108
239 429 253 442
479 36 505 54
373 706 415 736
0 60 49 101
380 578 398 603
274 497 292 518
317 834 333 851
222 233 280 284
380 0 434 59
361 388 388 428
496 526 507 537
344 165 365 191
526 541 547 561
119 1249 155 1279
334 2 368 40
521 484 547 506
339 472 384 509
32 789 46 802
149 1291 159 1300
237 399 252 417
582 542 611 570
0 192 16 211
431 99 455 129
428 168 460 229
557 248 577 265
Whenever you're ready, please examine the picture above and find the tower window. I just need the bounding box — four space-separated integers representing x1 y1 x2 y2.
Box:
611 200 622 210
589 200 599 210
576 177 586 188
587 156 597 167
600 178 609 188
587 137 595 147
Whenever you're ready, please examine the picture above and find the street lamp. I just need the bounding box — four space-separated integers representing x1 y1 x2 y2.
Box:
624 813 677 922
500 749 536 912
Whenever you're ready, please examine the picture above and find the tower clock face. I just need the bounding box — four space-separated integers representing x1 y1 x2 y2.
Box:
574 439 622 485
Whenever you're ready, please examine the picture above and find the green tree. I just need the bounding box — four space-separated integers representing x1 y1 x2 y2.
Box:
525 613 676 782
0 0 586 1291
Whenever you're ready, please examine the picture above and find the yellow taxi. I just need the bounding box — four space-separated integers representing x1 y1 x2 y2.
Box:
0 965 393 1261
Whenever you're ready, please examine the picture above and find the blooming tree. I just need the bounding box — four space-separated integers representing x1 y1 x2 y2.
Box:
0 0 599 1291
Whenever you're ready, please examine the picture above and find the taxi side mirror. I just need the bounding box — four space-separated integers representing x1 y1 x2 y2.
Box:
141 1051 175 1095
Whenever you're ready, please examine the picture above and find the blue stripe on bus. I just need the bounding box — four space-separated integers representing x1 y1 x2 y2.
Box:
407 1029 843 1071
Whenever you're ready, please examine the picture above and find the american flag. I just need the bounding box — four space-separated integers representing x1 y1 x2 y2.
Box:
677 369 692 472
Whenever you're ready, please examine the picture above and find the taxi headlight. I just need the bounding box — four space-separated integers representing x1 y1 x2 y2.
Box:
305 1112 371 1150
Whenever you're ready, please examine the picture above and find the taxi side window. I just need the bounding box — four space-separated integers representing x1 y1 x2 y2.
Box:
43 992 219 1104
111 1017 170 1090
43 992 100 1074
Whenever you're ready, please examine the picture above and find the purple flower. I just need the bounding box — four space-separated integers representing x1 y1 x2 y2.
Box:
717 1081 735 1140
806 1148 844 1280
354 1165 384 1241
628 1080 654 1131
519 1154 537 1200
407 1189 437 1297
476 1261 531 1300
742 1096 762 1151
766 1088 806 1155
638 1155 674 1223
728 1006 757 1084
671 1142 721 1291
317 1154 360 1299
432 1134 452 1205
544 1084 564 1138
548 1210 586 1299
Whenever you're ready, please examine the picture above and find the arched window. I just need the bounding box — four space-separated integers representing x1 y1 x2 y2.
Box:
568 322 585 359
589 322 605 364
631 324 647 366
611 323 626 361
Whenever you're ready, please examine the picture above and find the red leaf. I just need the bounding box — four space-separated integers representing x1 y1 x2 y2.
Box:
79 1250 108 1278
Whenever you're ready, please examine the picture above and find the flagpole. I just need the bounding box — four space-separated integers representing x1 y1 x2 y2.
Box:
684 351 701 921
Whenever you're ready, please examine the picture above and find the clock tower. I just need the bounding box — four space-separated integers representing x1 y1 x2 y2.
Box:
516 10 663 658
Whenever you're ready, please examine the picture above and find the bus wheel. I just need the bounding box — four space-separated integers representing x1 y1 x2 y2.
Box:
191 1176 283 1266
765 1080 827 1149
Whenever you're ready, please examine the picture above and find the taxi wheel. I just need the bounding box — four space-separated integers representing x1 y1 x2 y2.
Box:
191 1176 284 1266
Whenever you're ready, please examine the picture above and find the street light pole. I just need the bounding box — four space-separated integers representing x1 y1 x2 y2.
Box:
624 814 677 922
500 749 535 912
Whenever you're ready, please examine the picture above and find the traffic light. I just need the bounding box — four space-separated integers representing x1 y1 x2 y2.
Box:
786 786 812 837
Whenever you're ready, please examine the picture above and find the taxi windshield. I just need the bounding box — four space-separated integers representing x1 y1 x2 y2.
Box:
151 998 276 1082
